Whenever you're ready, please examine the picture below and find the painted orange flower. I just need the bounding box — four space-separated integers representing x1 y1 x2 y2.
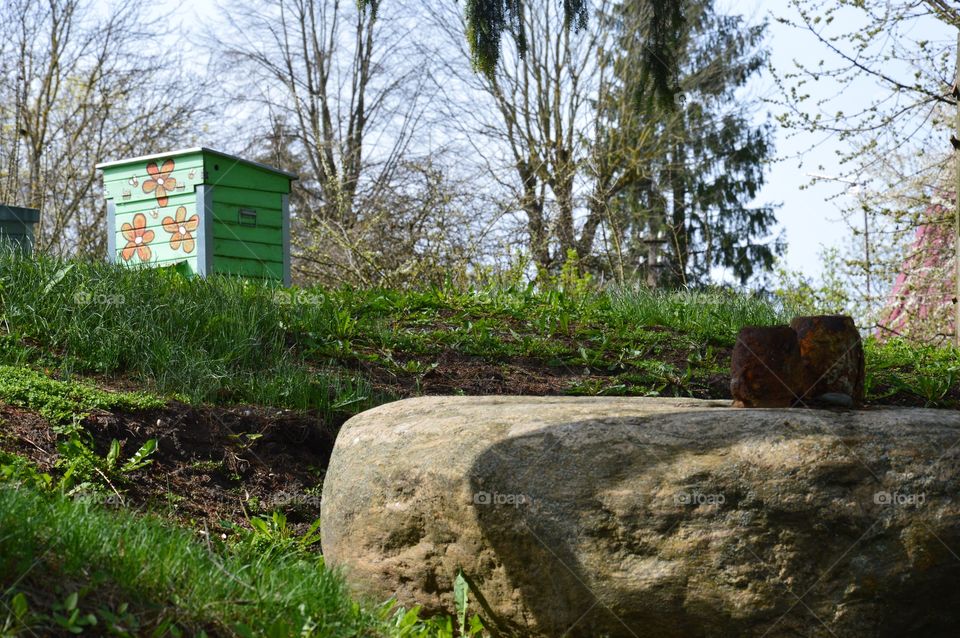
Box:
121 213 155 262
162 206 200 253
142 159 177 207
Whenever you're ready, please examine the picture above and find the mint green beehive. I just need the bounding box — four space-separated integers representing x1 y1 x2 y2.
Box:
96 148 297 285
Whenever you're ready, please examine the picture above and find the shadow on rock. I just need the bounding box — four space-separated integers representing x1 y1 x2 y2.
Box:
467 409 960 637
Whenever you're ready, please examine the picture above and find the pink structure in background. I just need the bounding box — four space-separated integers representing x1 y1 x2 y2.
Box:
878 202 956 342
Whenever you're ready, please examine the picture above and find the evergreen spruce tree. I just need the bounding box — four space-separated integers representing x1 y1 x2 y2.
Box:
603 0 780 286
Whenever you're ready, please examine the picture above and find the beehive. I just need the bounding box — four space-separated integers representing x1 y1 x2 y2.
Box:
0 205 39 254
96 148 296 284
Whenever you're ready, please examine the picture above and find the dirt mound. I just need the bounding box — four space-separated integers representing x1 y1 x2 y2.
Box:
0 403 341 534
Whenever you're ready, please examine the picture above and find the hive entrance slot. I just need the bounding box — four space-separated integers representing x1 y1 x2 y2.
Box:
238 208 257 227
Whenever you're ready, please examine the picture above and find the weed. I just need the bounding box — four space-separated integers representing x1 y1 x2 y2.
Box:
51 592 98 634
386 570 487 638
0 592 30 637
190 459 224 472
0 451 52 490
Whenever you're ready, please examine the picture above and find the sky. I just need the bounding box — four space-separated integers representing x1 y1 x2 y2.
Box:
744 1 953 281
741 4 854 280
748 4 865 281
182 0 953 284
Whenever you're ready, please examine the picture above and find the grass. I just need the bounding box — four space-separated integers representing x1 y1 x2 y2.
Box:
0 484 449 637
0 365 164 424
0 252 374 413
1 251 960 635
607 286 792 343
0 357 396 636
1 247 959 409
865 337 960 406
2 250 959 406
0 251 798 409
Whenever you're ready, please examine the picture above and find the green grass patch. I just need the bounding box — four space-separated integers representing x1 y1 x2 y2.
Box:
0 485 386 636
606 286 795 345
0 252 374 412
0 365 164 424
864 337 960 407
4 250 958 408
0 252 795 408
0 484 483 637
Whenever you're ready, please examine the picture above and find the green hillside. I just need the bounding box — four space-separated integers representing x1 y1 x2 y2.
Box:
1 252 958 636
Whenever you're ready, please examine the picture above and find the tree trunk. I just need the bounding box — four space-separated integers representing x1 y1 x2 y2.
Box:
671 140 689 285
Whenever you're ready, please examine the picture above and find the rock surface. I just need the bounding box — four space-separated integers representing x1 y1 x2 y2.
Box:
321 396 960 637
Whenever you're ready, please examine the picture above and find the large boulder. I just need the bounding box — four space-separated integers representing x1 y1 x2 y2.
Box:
321 396 960 637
